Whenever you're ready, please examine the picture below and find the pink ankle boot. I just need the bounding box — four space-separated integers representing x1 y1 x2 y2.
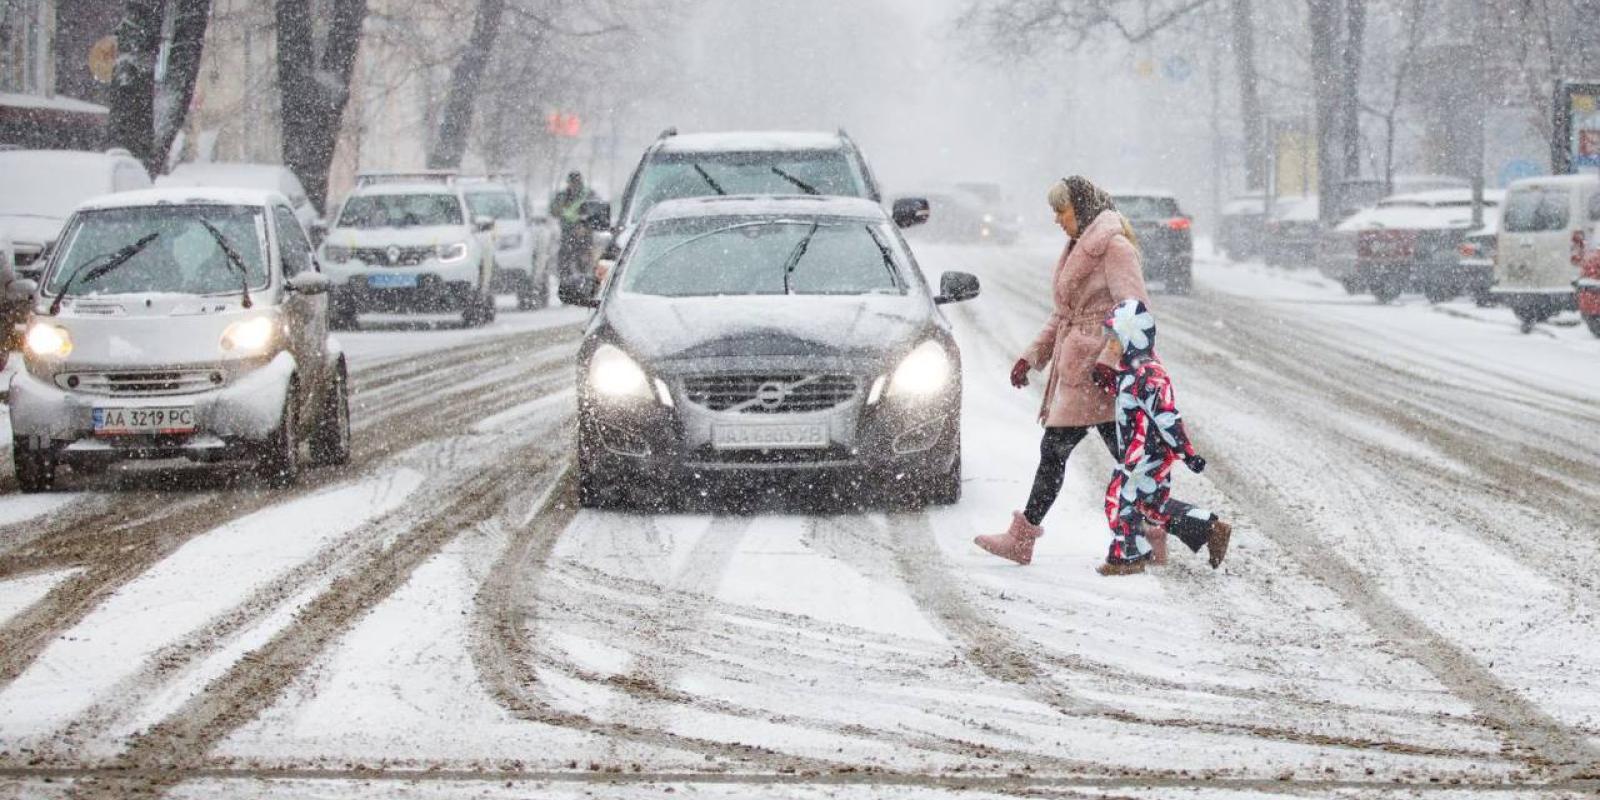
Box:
974 512 1043 565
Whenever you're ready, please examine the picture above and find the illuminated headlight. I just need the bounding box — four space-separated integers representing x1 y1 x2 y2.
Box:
496 233 524 251
437 242 470 262
323 244 352 262
24 323 72 358
220 316 279 354
589 343 652 401
888 340 951 398
982 213 995 223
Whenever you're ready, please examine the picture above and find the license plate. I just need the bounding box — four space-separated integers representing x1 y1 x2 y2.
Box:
93 406 197 435
368 273 418 289
712 423 828 451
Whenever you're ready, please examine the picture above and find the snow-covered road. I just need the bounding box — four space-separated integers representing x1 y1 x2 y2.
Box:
0 246 1596 799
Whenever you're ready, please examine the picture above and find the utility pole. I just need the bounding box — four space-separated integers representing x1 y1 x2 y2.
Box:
1470 0 1486 227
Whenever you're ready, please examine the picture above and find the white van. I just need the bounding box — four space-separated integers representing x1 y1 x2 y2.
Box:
1494 174 1600 331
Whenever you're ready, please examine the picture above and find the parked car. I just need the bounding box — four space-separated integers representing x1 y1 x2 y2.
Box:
568 194 977 509
0 149 151 348
9 187 349 491
1493 174 1600 331
1335 174 1470 219
157 162 319 234
461 176 549 310
1219 192 1268 260
1262 195 1321 268
1456 216 1500 307
319 174 498 329
581 128 930 304
1112 191 1193 293
1320 189 1502 303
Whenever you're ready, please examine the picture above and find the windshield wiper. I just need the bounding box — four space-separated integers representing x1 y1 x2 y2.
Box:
635 220 810 271
862 225 903 289
780 221 820 295
771 167 819 195
197 218 254 309
692 163 726 195
48 232 161 315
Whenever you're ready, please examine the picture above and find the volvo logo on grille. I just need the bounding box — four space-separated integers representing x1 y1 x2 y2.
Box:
754 382 789 410
386 245 401 265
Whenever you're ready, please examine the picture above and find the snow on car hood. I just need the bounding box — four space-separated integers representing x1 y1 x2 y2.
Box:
607 293 928 362
41 293 270 369
0 214 67 247
324 226 472 248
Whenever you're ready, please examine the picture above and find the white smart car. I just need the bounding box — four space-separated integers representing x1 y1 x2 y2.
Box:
320 174 497 329
8 187 350 491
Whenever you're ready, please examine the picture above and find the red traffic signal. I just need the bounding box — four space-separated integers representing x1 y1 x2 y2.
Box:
547 112 582 138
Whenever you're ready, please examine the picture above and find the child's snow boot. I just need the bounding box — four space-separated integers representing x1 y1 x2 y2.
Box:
1096 559 1147 576
974 512 1043 565
1207 519 1233 569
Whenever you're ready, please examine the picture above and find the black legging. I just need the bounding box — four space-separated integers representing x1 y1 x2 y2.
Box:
1023 423 1118 526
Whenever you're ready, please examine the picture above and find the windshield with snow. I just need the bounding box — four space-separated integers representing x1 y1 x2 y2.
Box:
45 205 268 296
621 216 906 297
465 190 521 221
628 151 865 225
337 193 465 228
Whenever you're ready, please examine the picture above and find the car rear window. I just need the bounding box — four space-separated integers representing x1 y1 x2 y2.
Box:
621 216 905 297
629 151 865 225
1503 188 1570 232
1114 196 1181 220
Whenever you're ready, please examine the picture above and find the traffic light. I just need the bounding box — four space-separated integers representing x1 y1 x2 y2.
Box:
547 112 582 138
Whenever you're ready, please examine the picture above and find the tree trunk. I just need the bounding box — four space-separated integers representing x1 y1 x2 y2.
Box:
108 0 164 171
1340 0 1366 181
1307 0 1343 224
427 0 508 169
277 0 367 213
153 0 212 171
1230 0 1265 190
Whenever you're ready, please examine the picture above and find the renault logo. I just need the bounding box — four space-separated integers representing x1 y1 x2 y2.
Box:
755 382 789 410
386 245 401 265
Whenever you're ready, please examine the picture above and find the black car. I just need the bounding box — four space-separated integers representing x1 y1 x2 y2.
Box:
569 194 978 509
1113 192 1193 293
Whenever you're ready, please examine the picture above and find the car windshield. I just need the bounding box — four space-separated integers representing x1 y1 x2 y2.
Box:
337 193 464 228
45 205 268 296
620 215 906 297
629 150 865 225
1114 196 1181 219
465 190 520 221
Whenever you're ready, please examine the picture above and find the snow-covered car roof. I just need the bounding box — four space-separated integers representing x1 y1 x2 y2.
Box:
0 149 134 218
644 194 886 221
76 186 286 211
1505 173 1600 190
1270 195 1319 222
1336 190 1503 232
1378 188 1504 207
158 163 293 192
657 131 846 154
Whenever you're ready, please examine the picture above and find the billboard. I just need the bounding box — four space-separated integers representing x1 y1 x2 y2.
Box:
1553 80 1600 173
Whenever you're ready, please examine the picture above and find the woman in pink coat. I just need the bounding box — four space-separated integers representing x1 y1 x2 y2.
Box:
974 176 1150 566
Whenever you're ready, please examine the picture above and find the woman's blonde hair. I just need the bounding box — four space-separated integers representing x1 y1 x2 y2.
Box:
1048 176 1138 248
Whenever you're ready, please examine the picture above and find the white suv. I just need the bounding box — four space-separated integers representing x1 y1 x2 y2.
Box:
463 177 548 310
320 176 497 328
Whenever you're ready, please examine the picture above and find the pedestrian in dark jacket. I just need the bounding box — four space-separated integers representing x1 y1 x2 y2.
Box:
1094 298 1232 575
974 176 1148 567
549 171 597 280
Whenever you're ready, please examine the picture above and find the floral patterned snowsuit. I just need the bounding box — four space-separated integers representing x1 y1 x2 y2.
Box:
1099 300 1216 564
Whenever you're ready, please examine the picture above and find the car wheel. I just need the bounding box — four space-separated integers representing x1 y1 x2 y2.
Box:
257 393 302 488
515 274 537 311
309 367 352 467
1513 301 1550 333
1339 278 1361 295
462 292 495 327
1472 288 1496 308
14 439 56 493
1371 279 1403 304
1422 282 1459 304
923 444 962 506
530 269 551 309
577 429 630 509
1585 313 1600 338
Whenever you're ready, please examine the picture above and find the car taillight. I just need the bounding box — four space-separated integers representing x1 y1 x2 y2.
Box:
1583 250 1600 279
1458 242 1478 258
1572 230 1586 265
1167 217 1191 231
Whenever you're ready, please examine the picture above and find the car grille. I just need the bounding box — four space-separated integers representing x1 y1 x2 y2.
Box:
351 246 433 266
682 374 857 414
57 370 223 396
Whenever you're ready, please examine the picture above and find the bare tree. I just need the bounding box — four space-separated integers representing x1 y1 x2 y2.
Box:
1230 0 1266 189
1340 0 1365 179
426 0 507 169
276 0 367 212
109 0 212 173
1307 0 1343 222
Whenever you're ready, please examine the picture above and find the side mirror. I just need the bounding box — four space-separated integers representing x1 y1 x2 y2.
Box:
308 220 328 246
7 278 38 302
473 215 495 233
287 271 331 295
934 271 980 305
893 197 931 228
580 200 612 229
558 274 601 308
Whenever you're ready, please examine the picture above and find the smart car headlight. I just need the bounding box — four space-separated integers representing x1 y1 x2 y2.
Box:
24 323 72 358
589 343 652 400
220 316 279 354
496 233 524 251
437 241 470 262
889 340 951 398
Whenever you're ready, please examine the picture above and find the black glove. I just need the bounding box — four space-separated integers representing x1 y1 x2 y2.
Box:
1185 455 1207 474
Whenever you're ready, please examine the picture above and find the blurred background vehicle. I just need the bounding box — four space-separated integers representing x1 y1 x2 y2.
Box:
916 188 1017 244
1112 190 1192 293
1320 188 1503 304
1219 192 1268 260
953 181 1022 244
1492 174 1599 331
462 175 550 310
157 162 320 234
1261 195 1320 268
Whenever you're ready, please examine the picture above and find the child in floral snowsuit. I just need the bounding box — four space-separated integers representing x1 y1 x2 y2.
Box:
1094 299 1232 576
